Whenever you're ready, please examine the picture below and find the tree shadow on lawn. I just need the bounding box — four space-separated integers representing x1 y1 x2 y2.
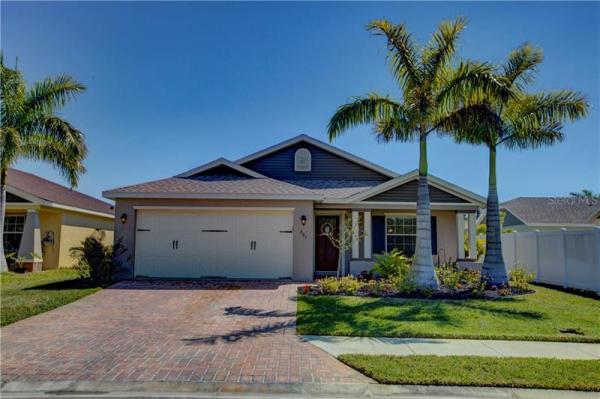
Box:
297 295 546 334
23 279 106 291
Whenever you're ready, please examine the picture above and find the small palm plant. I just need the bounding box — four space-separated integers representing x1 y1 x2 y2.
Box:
327 17 511 288
0 57 87 271
445 44 588 284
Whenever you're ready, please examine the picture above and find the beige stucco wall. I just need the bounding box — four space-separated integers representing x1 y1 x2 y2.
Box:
112 198 315 281
57 211 114 268
434 210 459 263
39 210 62 270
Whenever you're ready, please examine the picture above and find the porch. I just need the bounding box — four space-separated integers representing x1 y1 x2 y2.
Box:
314 208 479 277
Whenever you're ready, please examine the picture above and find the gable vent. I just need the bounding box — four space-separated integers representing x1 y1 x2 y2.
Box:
294 148 312 172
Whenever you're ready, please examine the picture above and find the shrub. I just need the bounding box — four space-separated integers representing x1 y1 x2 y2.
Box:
70 230 126 283
363 279 396 296
317 277 341 295
339 275 361 294
435 261 485 296
389 274 417 295
510 265 535 293
372 249 411 279
435 261 461 289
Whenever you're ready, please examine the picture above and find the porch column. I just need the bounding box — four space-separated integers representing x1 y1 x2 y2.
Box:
456 212 465 259
468 213 477 259
352 211 359 259
363 210 372 259
17 209 43 271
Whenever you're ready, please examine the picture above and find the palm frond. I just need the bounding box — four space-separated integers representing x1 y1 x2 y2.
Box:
508 90 589 129
0 127 21 170
423 16 467 82
501 43 543 90
23 75 86 115
372 108 417 143
1 64 26 126
327 94 404 140
437 62 513 111
367 19 421 89
438 102 501 146
502 121 564 150
23 114 88 159
21 133 86 187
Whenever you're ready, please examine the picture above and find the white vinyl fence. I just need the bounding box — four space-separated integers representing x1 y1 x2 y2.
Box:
502 227 600 293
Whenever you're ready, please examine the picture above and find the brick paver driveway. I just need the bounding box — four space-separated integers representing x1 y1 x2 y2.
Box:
1 280 368 384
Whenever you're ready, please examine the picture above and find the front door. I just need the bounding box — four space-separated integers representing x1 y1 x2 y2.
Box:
315 216 340 272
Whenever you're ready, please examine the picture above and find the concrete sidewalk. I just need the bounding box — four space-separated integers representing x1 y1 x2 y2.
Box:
301 336 600 359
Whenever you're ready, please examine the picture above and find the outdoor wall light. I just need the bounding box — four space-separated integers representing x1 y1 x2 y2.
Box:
120 213 128 224
300 215 307 226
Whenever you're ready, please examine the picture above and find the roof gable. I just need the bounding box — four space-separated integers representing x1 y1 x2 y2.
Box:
338 170 486 206
365 179 468 203
239 137 393 181
6 191 31 203
237 134 397 180
176 158 266 179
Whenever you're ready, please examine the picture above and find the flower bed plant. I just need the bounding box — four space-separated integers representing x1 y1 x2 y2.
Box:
300 252 535 300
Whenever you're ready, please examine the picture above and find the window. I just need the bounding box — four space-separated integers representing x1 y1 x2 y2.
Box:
3 215 25 254
385 216 416 256
294 148 311 172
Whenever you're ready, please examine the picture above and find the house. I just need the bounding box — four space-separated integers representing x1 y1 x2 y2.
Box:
4 169 115 271
103 135 484 280
478 197 600 232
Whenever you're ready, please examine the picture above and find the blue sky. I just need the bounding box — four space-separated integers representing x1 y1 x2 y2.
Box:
2 1 599 201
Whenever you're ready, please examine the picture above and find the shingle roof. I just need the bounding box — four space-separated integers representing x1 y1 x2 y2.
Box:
7 169 114 216
105 176 319 197
283 180 381 199
502 197 600 225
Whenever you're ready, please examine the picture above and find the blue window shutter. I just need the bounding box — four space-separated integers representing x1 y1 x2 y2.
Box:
372 216 385 255
431 216 438 255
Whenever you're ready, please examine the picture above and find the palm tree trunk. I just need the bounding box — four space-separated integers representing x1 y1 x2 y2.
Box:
482 145 508 285
413 135 438 288
0 167 8 272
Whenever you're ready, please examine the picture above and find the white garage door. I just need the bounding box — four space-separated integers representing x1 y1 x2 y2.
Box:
134 209 294 279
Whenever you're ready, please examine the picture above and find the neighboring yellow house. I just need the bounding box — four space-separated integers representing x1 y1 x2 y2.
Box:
4 169 114 271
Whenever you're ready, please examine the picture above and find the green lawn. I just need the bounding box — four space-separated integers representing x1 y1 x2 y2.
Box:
1 269 102 326
339 355 600 391
297 286 600 342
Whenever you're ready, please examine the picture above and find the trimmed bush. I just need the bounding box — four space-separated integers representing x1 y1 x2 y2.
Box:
510 265 535 293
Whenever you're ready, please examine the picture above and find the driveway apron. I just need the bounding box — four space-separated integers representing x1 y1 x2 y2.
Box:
0 280 369 384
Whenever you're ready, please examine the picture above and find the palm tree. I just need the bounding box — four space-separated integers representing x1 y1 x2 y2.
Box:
570 189 600 201
327 17 511 288
0 57 87 271
446 44 588 285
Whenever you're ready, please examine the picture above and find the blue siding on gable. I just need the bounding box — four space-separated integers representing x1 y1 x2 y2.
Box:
189 165 251 180
241 141 390 181
371 215 438 256
366 179 467 203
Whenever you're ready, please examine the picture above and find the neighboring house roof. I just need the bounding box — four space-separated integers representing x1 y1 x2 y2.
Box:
501 197 600 226
7 168 114 217
103 176 321 200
